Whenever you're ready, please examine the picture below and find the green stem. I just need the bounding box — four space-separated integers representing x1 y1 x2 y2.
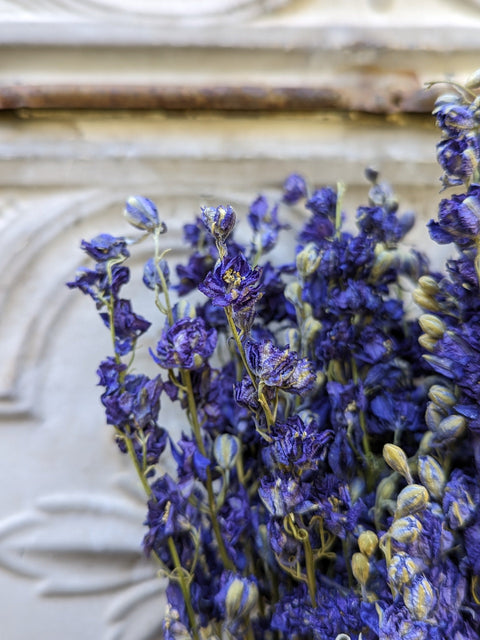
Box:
335 182 346 238
224 306 275 429
182 370 235 571
167 538 200 640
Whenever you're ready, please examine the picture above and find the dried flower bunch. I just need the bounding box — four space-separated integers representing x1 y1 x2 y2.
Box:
68 75 480 639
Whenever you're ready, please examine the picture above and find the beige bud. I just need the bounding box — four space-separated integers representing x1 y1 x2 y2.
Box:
351 552 370 586
296 242 322 278
418 333 437 352
395 484 429 518
389 515 422 544
428 384 456 410
383 444 413 484
418 455 446 501
388 552 423 590
417 275 440 296
436 414 466 441
403 575 436 620
412 288 440 312
358 530 379 558
419 314 446 339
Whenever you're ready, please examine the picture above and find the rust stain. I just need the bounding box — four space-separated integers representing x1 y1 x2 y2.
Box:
0 83 441 114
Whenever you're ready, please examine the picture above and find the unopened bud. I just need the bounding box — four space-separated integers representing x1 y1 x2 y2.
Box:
225 575 259 620
435 414 466 442
383 444 413 484
419 314 446 339
214 434 240 471
201 205 236 242
302 316 322 345
358 530 378 558
285 328 301 354
371 250 395 280
389 515 422 544
418 275 440 296
296 242 321 278
418 455 446 501
143 257 170 291
395 484 429 518
284 281 303 308
412 288 440 312
425 402 444 432
418 333 437 352
125 195 164 232
351 552 370 586
428 384 456 411
388 552 423 590
403 574 436 620
465 69 480 90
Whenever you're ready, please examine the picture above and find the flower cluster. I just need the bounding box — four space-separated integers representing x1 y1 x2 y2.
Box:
68 76 480 639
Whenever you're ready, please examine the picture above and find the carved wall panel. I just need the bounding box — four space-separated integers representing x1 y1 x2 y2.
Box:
1 0 480 637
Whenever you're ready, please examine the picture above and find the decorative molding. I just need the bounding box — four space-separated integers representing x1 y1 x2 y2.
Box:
0 0 291 21
0 488 164 639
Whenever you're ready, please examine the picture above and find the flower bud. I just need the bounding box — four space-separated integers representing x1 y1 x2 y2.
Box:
358 530 378 558
435 414 466 442
285 328 301 354
389 515 422 544
428 384 456 411
418 314 446 339
412 288 440 312
418 455 446 501
224 575 259 621
296 242 322 278
383 444 413 484
302 316 322 345
417 275 440 296
371 250 395 280
425 402 444 432
351 552 370 586
403 574 436 620
417 431 434 455
284 281 303 308
465 69 480 90
395 484 429 518
125 196 164 232
418 333 437 352
388 552 423 590
143 257 170 291
214 434 240 471
201 205 236 242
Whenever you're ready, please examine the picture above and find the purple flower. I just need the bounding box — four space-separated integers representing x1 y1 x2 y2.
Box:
100 298 151 355
298 187 337 243
437 136 479 185
434 101 475 136
143 474 199 569
259 472 315 516
265 415 332 469
176 252 215 296
124 195 166 233
142 257 170 291
282 173 307 204
198 253 262 312
80 233 129 262
248 196 288 253
201 204 236 243
245 340 315 395
442 469 476 529
151 316 217 370
428 188 480 248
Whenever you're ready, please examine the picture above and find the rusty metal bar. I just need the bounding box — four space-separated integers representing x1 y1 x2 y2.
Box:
0 83 439 114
